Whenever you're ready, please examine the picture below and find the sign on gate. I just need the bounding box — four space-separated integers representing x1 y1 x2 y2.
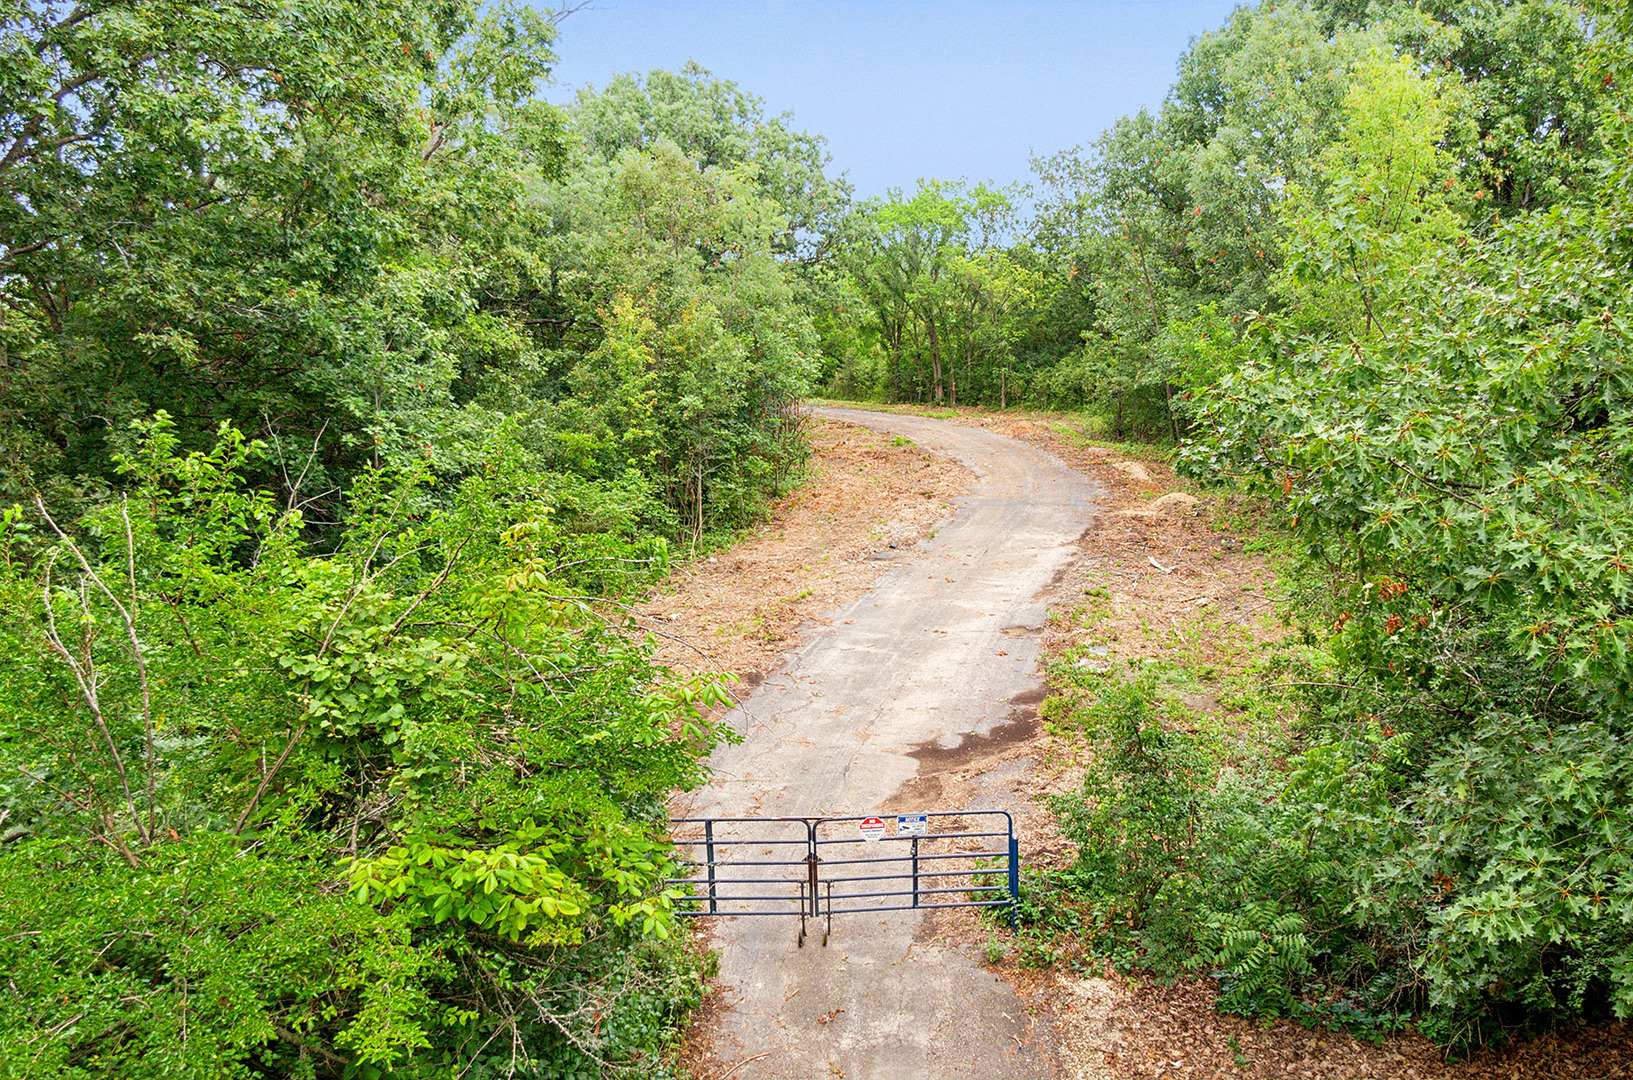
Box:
665 811 1020 946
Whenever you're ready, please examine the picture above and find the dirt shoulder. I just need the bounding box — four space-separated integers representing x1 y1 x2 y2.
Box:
643 414 972 688
658 403 1633 1080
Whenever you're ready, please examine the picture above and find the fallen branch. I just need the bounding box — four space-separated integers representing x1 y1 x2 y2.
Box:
713 1052 772 1080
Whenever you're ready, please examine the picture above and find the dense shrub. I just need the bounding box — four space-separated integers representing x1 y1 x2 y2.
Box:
0 421 731 1077
1041 7 1633 1045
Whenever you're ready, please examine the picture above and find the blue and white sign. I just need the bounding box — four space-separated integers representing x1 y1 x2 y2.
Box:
896 813 929 836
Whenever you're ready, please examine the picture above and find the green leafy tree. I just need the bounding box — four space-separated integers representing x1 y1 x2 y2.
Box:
1025 0 1597 435
568 62 851 261
527 141 820 542
1276 51 1469 340
1177 0 1633 1039
1316 0 1606 215
1167 1 1382 315
0 0 563 510
840 179 1019 404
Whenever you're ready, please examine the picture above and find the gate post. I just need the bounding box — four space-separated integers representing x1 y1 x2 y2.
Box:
1007 828 1021 932
704 819 718 915
805 819 821 918
911 836 920 908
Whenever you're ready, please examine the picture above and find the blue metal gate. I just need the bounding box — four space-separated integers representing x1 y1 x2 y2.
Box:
666 811 1019 946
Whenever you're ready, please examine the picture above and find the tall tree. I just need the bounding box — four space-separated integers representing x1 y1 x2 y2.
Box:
568 62 851 261
842 179 1017 404
1315 0 1605 215
525 141 820 541
1276 50 1469 340
0 0 561 508
1176 0 1633 1035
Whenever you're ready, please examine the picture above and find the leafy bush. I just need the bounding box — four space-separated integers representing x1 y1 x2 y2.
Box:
1146 3 1633 1046
1049 675 1209 920
0 419 730 1077
1357 715 1633 1045
1045 669 1420 1023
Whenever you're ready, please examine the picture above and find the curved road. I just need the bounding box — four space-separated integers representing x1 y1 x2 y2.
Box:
680 408 1099 1079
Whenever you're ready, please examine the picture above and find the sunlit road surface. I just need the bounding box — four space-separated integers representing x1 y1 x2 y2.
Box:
679 407 1099 1080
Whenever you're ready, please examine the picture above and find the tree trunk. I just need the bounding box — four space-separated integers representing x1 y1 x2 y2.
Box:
925 315 944 403
964 335 974 407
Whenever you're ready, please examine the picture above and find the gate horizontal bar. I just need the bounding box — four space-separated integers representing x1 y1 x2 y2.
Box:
818 849 1008 867
672 811 1012 822
669 839 811 847
826 900 1010 914
828 883 1007 899
819 811 1013 821
818 831 1010 843
672 858 815 869
821 865 1004 880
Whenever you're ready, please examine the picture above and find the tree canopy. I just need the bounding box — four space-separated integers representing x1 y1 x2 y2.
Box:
0 2 841 1075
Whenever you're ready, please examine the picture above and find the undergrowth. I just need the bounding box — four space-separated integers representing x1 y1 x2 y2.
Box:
1017 498 1633 1054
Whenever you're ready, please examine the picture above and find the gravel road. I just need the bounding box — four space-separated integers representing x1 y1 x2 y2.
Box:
679 407 1100 1080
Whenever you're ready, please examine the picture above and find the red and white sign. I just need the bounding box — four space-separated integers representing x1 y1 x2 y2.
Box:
858 816 887 842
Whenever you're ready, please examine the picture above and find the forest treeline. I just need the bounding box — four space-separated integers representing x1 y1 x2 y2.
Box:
1 0 1631 1074
1008 0 1633 1055
827 0 1610 432
0 2 831 1076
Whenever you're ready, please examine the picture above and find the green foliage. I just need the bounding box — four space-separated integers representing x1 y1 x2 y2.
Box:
1050 675 1210 919
3 15 831 1066
1026 4 1388 434
1043 665 1410 1025
1275 50 1469 340
0 833 437 1080
1016 0 1604 437
525 141 820 541
1048 672 1325 1011
1186 165 1633 713
1140 0 1633 1045
349 827 594 944
1360 715 1633 1039
1 5 831 546
0 0 563 506
1321 0 1606 215
835 179 1052 408
0 421 729 1076
567 61 851 261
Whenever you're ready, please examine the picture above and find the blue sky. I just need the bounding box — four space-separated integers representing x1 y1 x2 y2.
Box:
542 0 1245 199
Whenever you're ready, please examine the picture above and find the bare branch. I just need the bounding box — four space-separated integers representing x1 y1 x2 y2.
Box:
544 1 596 26
235 480 423 834
273 1026 346 1070
231 723 308 836
7 765 141 868
1387 457 1488 512
386 538 470 639
35 546 149 851
120 498 158 840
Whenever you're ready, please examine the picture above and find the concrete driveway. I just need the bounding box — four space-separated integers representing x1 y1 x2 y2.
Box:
679 407 1100 1079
